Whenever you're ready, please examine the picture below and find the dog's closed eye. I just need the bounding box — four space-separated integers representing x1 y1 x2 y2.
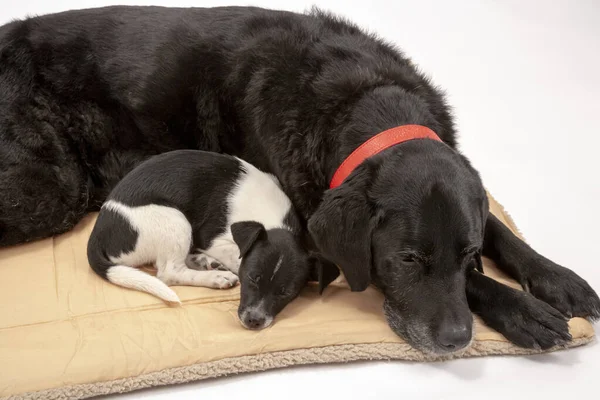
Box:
401 255 417 264
398 252 425 266
277 287 289 297
383 254 424 276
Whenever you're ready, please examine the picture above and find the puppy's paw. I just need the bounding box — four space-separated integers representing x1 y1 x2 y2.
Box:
209 260 229 271
186 253 209 270
485 289 571 350
524 259 600 320
207 271 239 289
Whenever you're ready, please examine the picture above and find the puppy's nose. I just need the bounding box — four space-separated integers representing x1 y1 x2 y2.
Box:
244 312 266 330
437 324 471 351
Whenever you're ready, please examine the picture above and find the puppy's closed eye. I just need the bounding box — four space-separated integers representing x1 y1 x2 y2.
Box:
248 275 261 286
276 286 289 297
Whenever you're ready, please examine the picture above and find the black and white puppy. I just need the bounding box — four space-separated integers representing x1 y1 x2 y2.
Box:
87 150 336 329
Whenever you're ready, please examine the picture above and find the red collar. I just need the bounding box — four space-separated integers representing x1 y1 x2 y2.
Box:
329 124 442 189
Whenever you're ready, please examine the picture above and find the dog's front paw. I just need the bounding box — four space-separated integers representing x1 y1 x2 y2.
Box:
485 289 571 350
524 258 600 320
207 271 239 289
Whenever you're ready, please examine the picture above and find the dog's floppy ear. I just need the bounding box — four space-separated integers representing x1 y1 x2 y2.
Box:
231 221 267 258
308 253 341 294
307 174 374 292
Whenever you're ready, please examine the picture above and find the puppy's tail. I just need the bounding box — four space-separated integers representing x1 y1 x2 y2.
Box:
87 242 180 304
105 265 181 305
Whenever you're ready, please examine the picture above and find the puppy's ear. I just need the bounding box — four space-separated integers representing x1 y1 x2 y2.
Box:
308 253 341 294
231 221 267 258
307 173 374 292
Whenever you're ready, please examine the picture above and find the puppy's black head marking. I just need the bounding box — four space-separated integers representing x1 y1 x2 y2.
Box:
234 221 316 330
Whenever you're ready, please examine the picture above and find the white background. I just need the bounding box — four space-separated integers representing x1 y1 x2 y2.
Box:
2 1 598 399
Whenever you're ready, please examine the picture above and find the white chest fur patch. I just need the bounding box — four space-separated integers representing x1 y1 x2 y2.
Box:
197 158 293 267
227 158 292 230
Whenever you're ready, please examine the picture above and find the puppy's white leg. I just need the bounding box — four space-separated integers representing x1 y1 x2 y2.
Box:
159 263 239 289
105 202 196 303
153 234 237 289
186 252 228 271
185 253 207 270
201 238 242 275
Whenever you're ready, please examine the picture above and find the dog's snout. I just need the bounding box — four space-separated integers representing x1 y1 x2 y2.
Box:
243 311 267 330
437 324 471 351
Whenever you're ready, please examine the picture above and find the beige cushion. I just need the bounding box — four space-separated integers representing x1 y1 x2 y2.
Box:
0 192 594 400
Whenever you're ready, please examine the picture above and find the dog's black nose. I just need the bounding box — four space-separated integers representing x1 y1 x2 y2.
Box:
437 324 471 351
244 312 266 330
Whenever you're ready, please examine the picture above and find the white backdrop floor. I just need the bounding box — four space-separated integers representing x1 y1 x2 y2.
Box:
2 1 598 399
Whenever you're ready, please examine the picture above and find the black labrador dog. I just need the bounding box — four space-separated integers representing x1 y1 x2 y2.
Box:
1 6 598 354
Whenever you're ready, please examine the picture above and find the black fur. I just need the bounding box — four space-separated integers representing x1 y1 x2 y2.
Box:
231 221 267 259
107 150 241 250
1 6 598 353
233 223 332 330
483 214 600 319
466 270 571 350
310 139 487 353
0 5 455 244
87 208 138 280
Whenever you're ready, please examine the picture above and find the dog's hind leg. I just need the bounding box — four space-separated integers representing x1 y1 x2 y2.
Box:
482 214 600 320
0 160 90 247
